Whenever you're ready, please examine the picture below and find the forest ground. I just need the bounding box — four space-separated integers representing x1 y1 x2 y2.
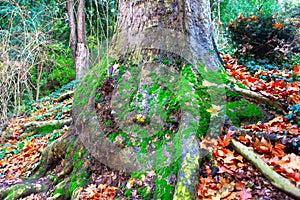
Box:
0 52 299 199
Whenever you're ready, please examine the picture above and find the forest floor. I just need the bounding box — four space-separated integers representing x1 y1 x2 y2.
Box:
0 54 299 199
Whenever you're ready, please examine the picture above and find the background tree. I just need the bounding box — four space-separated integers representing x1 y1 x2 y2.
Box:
67 0 89 80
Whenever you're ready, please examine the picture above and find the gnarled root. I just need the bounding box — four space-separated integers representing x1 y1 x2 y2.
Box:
0 179 51 200
174 133 201 200
0 126 92 200
31 127 76 179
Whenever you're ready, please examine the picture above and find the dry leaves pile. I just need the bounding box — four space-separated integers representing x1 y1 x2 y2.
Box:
223 54 300 104
197 54 299 199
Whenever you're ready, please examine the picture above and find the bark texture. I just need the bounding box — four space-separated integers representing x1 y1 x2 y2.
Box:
67 0 89 80
110 0 219 69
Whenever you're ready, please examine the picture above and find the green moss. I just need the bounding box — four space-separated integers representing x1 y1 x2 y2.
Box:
226 87 240 98
131 171 146 179
135 186 151 199
197 62 225 85
65 136 76 159
35 124 61 134
226 98 263 126
77 160 83 168
162 59 170 65
194 83 212 137
48 129 65 143
124 189 131 197
68 173 79 196
154 165 177 199
73 58 108 109
81 148 86 155
53 188 63 195
66 146 71 155
73 150 79 160
48 174 56 181
80 169 87 179
7 189 13 197
70 173 77 181
95 93 102 101
79 179 85 187
69 181 78 197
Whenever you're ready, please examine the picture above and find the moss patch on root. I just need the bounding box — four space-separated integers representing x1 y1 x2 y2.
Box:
226 98 263 126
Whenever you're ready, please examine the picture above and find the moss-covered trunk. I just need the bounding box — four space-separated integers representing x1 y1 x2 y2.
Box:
73 0 225 199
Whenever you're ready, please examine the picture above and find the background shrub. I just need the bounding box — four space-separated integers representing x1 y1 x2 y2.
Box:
227 11 298 62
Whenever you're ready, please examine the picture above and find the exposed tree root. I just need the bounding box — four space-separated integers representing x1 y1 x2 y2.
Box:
0 125 93 200
174 133 201 200
48 143 91 199
0 179 51 200
31 127 76 178
232 85 286 113
226 76 287 114
54 90 74 103
231 138 300 199
20 118 72 136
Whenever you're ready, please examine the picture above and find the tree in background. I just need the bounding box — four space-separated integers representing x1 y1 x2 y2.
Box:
67 0 89 80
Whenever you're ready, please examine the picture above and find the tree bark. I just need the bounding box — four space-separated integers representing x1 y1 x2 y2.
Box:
67 0 77 66
86 0 222 174
110 0 219 70
75 0 89 80
67 0 89 80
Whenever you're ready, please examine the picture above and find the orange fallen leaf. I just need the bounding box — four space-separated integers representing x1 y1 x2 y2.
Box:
272 22 283 29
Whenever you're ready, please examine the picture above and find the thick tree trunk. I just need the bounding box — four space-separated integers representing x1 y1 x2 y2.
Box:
76 0 223 172
110 0 219 69
74 0 225 199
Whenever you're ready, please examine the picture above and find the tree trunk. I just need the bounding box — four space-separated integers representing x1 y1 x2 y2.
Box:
110 0 219 69
67 0 89 80
67 0 77 66
73 0 225 199
77 0 222 169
